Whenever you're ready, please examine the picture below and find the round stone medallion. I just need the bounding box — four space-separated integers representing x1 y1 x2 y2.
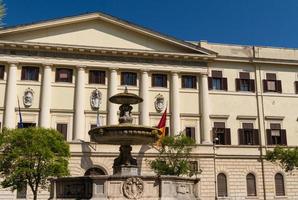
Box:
123 177 144 199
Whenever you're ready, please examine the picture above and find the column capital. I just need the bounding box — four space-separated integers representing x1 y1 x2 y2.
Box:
109 67 119 72
201 72 209 77
76 65 86 70
7 61 19 66
171 71 179 76
140 68 150 73
42 63 53 68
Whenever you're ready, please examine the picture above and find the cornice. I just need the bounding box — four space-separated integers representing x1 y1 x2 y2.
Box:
0 40 215 63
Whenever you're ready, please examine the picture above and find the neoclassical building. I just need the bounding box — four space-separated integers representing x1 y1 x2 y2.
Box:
0 12 298 199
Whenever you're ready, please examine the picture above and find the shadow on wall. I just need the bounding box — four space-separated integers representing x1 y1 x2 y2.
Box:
137 144 151 175
80 142 93 173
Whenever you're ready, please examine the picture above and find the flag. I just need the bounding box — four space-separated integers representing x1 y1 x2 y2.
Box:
156 107 167 145
96 110 101 127
17 97 23 128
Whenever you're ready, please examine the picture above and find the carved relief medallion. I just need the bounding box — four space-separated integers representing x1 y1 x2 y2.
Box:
23 88 34 108
123 177 144 199
154 94 165 112
90 89 102 110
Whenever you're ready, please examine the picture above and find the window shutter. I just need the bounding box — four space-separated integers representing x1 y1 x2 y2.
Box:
222 78 228 91
181 76 185 88
225 128 231 145
266 129 272 145
253 129 259 145
151 75 155 87
217 173 228 197
0 65 4 79
250 79 255 92
263 80 268 92
295 81 298 94
235 79 240 91
246 174 257 196
208 77 212 90
21 67 26 80
276 80 282 93
121 72 124 85
100 71 105 84
275 173 285 196
280 129 287 145
191 127 195 141
238 129 245 145
212 128 218 143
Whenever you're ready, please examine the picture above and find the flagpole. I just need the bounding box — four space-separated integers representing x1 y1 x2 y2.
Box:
17 96 23 128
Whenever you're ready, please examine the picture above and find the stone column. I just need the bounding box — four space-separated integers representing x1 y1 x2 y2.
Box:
39 64 52 128
108 68 118 125
4 62 18 128
200 73 211 144
139 70 149 126
170 72 180 135
73 66 85 141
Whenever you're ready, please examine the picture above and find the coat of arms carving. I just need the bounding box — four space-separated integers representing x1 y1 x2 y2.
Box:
90 89 102 110
154 94 165 112
123 177 144 199
23 88 34 108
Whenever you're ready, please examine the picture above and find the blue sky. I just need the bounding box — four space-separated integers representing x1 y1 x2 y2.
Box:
2 0 298 48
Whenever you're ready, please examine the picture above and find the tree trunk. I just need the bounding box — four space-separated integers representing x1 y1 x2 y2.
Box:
33 190 37 200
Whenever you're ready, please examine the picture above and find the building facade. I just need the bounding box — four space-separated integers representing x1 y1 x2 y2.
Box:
0 13 298 199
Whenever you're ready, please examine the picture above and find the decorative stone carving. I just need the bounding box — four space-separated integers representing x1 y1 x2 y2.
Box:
154 94 165 112
177 184 190 194
123 177 144 199
23 88 34 107
90 89 102 110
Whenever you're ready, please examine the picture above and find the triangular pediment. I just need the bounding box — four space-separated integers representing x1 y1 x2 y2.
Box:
0 13 214 54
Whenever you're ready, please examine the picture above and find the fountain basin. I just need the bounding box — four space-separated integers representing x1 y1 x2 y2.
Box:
89 124 160 145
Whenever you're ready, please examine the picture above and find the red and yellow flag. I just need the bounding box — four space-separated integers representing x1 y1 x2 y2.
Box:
156 107 167 145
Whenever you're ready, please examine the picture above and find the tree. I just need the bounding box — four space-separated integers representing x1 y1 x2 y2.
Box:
265 147 298 172
0 127 70 200
148 134 195 176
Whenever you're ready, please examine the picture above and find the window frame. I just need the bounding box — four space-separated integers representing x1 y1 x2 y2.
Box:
208 70 228 91
217 173 228 197
151 73 167 88
181 75 197 89
21 66 39 81
89 70 106 84
275 173 286 196
56 123 68 140
0 65 4 80
55 68 73 83
246 173 257 196
121 72 137 86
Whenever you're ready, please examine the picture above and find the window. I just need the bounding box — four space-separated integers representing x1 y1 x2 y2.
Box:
266 123 287 145
18 123 36 128
217 173 228 197
56 123 68 140
295 81 298 94
0 65 4 80
246 173 257 196
182 75 197 89
185 127 195 140
236 72 255 92
121 72 137 86
189 161 198 176
263 73 282 93
21 66 39 81
89 70 105 84
90 124 97 130
84 167 106 176
213 122 231 145
55 68 73 83
275 173 285 196
16 185 27 199
208 70 228 90
152 74 167 87
238 123 259 145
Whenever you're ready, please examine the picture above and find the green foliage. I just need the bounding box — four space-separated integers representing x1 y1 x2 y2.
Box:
266 147 298 172
148 135 195 176
0 127 70 199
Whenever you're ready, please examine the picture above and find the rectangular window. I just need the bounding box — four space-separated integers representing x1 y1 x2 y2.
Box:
121 72 137 86
185 127 196 140
263 73 282 93
152 74 167 87
21 66 39 81
55 68 73 83
89 70 105 84
238 123 259 145
208 70 227 91
0 65 4 80
181 75 197 89
16 185 27 199
295 81 298 94
56 123 68 140
236 72 255 92
266 123 287 145
213 122 231 145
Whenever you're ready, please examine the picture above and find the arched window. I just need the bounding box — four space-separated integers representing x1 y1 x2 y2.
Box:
275 173 285 196
246 173 257 196
217 173 228 197
84 167 106 176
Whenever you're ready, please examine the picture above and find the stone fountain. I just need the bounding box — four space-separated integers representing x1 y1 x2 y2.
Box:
49 88 199 200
